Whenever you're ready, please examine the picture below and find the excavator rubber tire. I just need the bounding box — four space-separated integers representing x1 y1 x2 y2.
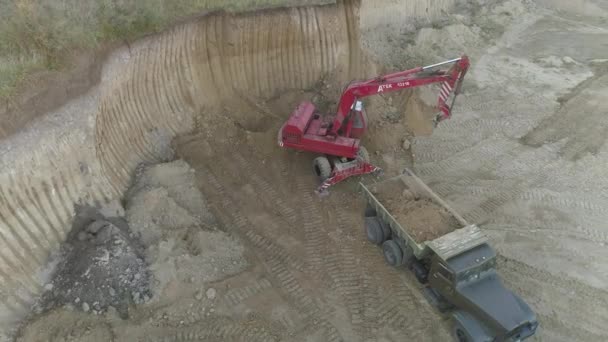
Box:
382 240 403 267
312 156 332 181
357 146 370 162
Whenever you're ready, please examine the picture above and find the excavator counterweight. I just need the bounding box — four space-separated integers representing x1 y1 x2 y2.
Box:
278 56 470 195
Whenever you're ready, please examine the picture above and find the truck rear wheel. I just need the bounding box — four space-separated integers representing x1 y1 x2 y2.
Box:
365 217 389 245
312 156 332 181
364 204 376 217
382 240 403 267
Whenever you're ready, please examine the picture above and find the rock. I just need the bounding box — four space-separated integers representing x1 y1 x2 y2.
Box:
99 200 126 218
206 288 217 300
77 232 89 241
94 226 116 244
195 291 204 301
87 220 108 234
44 283 53 291
109 287 116 296
82 302 90 312
401 138 411 150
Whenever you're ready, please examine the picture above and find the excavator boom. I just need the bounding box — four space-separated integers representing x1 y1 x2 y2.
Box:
330 55 469 135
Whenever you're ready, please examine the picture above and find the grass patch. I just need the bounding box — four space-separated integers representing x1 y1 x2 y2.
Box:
0 0 327 100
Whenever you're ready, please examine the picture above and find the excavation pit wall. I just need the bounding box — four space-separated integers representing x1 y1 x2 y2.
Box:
0 0 456 335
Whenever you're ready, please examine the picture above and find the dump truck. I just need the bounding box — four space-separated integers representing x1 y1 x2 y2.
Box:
359 169 538 342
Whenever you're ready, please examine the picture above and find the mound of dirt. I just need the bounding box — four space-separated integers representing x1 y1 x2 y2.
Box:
39 210 151 319
125 159 247 298
395 199 459 243
371 180 459 243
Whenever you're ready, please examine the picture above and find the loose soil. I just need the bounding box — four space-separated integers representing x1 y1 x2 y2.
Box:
393 199 458 243
371 179 459 243
6 0 608 341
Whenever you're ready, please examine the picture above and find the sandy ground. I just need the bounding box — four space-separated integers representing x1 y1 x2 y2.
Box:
6 0 608 341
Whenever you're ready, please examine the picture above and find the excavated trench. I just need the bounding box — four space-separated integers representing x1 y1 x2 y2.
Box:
0 0 457 336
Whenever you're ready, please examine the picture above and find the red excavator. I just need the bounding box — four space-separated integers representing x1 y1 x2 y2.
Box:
278 56 470 195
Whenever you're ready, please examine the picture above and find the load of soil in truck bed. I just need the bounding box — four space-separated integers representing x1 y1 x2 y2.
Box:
370 178 460 243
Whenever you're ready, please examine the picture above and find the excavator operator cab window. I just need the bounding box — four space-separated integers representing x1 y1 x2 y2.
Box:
351 101 366 129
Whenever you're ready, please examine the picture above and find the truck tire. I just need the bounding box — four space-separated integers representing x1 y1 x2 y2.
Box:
365 217 387 245
453 323 472 342
312 156 332 181
451 311 494 342
364 203 376 217
411 260 429 284
382 240 403 267
356 146 370 162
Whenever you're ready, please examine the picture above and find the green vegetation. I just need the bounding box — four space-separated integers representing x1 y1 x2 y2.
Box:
0 0 324 99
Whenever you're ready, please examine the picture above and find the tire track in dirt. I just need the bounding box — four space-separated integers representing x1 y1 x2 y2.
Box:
232 153 299 227
151 316 278 342
487 216 608 244
290 156 334 277
413 138 519 177
420 140 564 225
202 169 342 341
319 205 376 336
176 137 344 342
498 256 608 342
223 278 273 306
430 180 608 246
413 140 477 164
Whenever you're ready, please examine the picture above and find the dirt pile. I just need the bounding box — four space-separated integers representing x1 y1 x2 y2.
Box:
125 160 247 298
396 199 458 242
38 208 151 319
16 159 248 341
372 180 459 242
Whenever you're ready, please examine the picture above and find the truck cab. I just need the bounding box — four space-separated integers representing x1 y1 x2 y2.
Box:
429 243 539 342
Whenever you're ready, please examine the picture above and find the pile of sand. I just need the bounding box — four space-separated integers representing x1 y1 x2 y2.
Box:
125 160 247 298
371 180 459 243
391 199 458 243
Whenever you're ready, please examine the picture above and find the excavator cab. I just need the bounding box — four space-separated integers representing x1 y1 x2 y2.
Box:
342 101 367 139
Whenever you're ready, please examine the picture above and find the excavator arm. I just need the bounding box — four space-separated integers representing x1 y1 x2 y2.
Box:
329 56 470 136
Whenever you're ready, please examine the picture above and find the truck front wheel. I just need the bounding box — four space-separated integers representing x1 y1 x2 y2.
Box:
453 325 470 342
451 311 494 342
382 240 403 267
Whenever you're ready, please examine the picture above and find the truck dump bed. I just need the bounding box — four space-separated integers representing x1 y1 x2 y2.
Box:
360 168 487 259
